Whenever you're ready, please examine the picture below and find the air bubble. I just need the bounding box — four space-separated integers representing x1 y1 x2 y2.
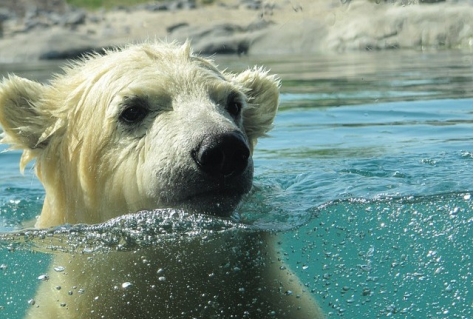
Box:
122 282 133 289
434 267 444 274
158 276 166 282
362 288 371 296
450 207 460 216
359 264 371 272
54 266 65 272
384 304 397 315
37 274 49 281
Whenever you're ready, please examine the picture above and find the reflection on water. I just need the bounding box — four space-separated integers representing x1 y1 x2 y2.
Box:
219 50 472 107
0 50 472 318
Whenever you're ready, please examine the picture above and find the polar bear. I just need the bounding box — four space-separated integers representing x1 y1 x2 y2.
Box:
0 42 323 318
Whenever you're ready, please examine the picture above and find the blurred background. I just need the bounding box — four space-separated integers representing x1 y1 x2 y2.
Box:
0 0 472 61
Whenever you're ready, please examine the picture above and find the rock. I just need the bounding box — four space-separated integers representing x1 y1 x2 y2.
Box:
169 22 266 54
324 2 473 52
248 0 472 54
0 28 99 62
170 0 197 10
61 10 87 27
166 22 189 33
0 0 471 61
249 20 328 55
39 47 98 60
0 0 68 17
87 14 103 24
246 19 274 32
23 19 50 31
0 8 13 21
0 8 12 38
141 3 170 11
196 35 251 55
138 0 196 11
240 0 262 10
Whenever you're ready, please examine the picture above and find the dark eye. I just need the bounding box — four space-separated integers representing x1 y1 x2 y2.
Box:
119 96 150 124
227 94 243 117
119 106 149 124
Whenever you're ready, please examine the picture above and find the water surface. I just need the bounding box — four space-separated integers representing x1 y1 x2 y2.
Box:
0 51 472 318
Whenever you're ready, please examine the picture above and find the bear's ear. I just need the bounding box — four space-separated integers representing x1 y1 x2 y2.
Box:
0 75 52 152
233 68 280 148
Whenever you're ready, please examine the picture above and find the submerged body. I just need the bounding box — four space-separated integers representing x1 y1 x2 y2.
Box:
29 231 322 318
0 42 323 318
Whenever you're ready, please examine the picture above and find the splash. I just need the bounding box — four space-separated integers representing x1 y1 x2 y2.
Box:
0 209 247 254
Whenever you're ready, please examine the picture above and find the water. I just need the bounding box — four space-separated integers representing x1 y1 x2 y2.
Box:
0 51 472 318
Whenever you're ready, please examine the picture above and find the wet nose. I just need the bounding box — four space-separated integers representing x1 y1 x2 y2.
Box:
192 132 250 178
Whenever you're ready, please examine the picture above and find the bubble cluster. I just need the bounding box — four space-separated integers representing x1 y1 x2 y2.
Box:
0 209 247 254
280 192 473 318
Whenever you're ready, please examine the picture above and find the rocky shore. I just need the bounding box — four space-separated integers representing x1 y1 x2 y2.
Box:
0 0 472 62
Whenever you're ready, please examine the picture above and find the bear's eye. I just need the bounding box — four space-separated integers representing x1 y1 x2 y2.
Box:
226 93 243 117
119 97 150 124
120 106 149 124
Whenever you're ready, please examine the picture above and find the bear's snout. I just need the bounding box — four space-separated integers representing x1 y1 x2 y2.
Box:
192 131 250 178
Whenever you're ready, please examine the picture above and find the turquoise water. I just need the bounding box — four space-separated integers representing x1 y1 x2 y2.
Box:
0 51 472 318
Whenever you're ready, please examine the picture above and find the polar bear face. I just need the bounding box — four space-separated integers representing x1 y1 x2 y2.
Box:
0 42 280 227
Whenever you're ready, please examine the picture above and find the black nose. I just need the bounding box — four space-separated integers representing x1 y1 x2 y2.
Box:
192 132 250 178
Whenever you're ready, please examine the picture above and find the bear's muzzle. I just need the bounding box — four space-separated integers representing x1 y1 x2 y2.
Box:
192 131 250 179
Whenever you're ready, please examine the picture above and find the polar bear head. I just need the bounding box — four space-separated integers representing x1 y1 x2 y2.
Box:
0 42 279 228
